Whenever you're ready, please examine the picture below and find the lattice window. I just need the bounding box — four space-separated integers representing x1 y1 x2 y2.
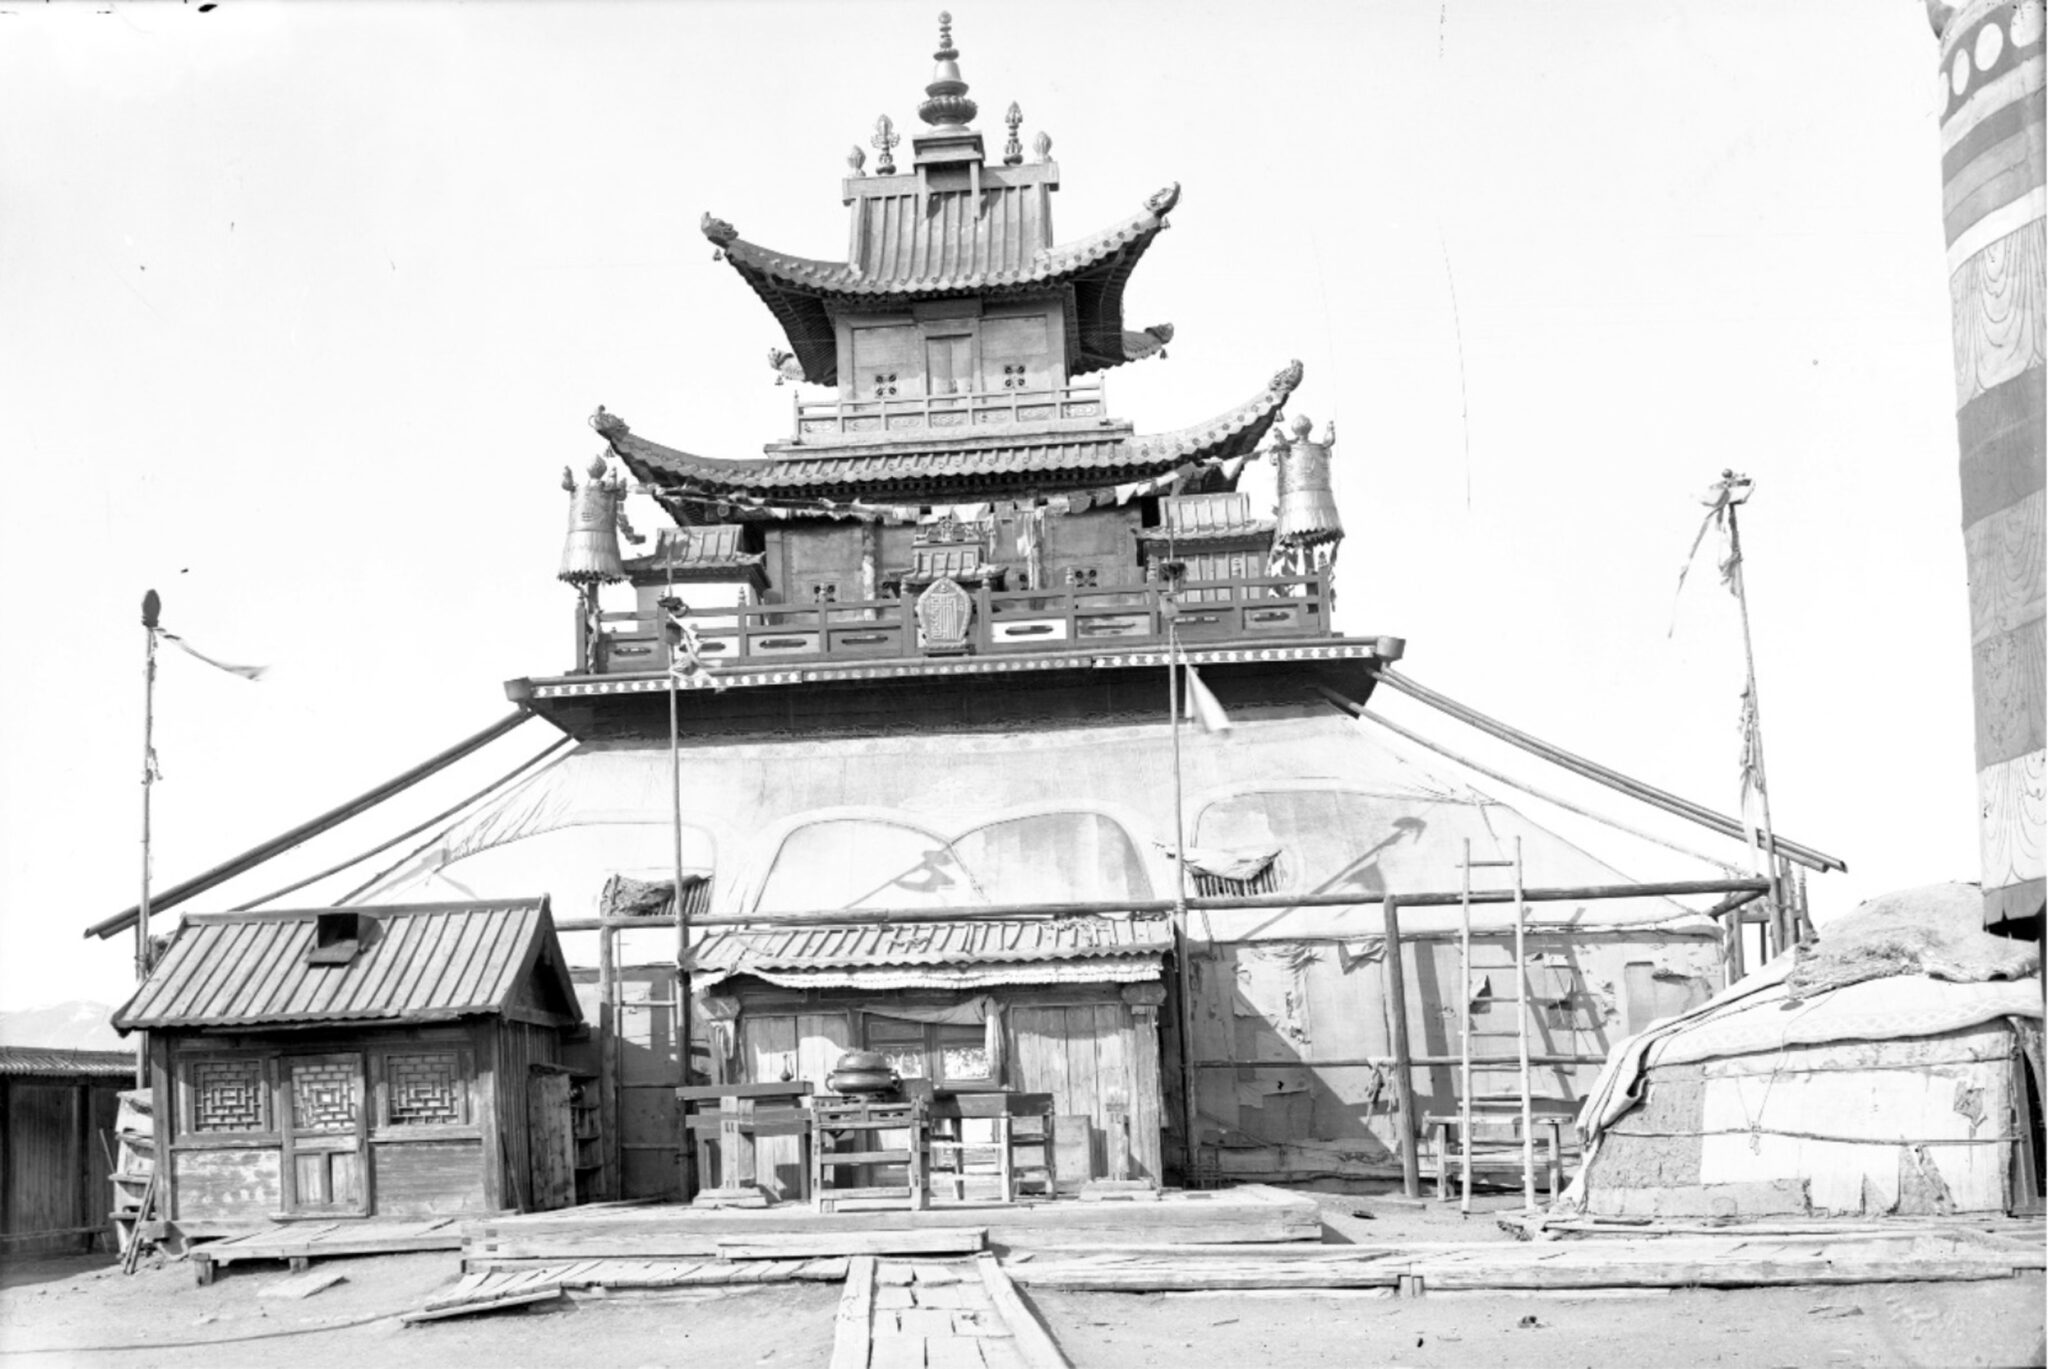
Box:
872 372 898 398
1065 566 1100 589
811 582 839 604
189 1057 267 1133
289 1060 359 1133
386 1052 466 1126
1001 363 1029 390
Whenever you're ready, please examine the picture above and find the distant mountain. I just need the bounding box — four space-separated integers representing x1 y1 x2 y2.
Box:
0 1002 124 1051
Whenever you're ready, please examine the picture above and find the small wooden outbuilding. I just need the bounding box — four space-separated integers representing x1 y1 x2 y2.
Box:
687 914 1173 1196
0 1047 131 1255
112 898 585 1226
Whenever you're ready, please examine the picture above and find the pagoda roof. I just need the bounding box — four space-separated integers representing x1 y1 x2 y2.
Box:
700 181 1180 388
600 360 1300 506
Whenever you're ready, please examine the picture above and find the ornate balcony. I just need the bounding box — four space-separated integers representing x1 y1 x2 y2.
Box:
790 380 1108 443
581 571 1336 678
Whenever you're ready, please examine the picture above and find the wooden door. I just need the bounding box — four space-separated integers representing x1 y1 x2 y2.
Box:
925 333 973 395
281 1054 367 1216
527 1069 576 1212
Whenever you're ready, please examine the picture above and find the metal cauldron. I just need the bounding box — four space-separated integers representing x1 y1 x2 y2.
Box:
826 1049 900 1099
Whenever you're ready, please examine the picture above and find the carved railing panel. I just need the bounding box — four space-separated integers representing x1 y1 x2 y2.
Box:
586 571 1332 676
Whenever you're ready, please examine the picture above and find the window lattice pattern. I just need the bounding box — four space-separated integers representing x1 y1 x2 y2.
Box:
387 1052 465 1126
191 1058 266 1132
290 1061 359 1133
1191 859 1285 899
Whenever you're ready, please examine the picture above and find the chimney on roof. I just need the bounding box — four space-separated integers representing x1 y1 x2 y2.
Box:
308 910 374 967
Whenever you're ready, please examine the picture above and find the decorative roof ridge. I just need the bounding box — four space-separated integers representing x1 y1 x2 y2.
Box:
1126 359 1303 463
700 184 1177 298
180 897 550 924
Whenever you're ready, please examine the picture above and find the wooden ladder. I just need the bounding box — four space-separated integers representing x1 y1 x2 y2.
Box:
1456 836 1538 1215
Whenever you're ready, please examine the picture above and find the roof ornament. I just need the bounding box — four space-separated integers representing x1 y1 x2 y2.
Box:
589 405 630 441
558 452 634 588
1269 411 1345 596
1269 359 1305 394
1146 183 1181 219
700 214 737 262
1032 130 1053 163
1003 102 1023 166
917 11 978 129
768 348 807 386
871 114 899 175
847 145 867 178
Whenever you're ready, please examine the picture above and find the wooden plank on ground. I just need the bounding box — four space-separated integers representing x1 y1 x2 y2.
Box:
258 1268 347 1300
975 1254 1069 1369
1005 1259 1402 1292
829 1254 877 1369
720 1228 987 1260
402 1286 563 1323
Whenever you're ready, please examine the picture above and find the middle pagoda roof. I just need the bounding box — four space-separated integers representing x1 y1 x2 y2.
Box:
598 360 1300 510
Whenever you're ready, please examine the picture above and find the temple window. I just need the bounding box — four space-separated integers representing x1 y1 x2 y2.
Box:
810 582 840 605
864 1018 992 1086
872 372 899 398
1065 566 1100 589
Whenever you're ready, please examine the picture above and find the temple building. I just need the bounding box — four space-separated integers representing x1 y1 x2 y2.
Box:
101 15 1781 1209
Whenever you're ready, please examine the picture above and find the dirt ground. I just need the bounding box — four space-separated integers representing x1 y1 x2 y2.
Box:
2 1191 2041 1368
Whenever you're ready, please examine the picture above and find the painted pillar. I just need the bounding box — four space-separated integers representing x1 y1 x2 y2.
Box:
1932 0 2046 929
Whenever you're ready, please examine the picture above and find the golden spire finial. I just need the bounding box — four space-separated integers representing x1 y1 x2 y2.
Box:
918 11 977 129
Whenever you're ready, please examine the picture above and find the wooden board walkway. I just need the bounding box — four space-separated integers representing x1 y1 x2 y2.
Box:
408 1255 851 1319
191 1217 466 1284
831 1254 1068 1369
1003 1228 2048 1295
462 1186 1317 1269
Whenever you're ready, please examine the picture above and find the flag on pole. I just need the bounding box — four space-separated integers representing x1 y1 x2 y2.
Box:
1669 469 1753 636
1183 661 1232 735
1737 683 1767 863
664 612 728 692
159 630 268 681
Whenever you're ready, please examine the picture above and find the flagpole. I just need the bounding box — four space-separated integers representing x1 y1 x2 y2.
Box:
136 591 160 1088
666 598 696 1202
1167 604 1202 1185
1725 491 1783 964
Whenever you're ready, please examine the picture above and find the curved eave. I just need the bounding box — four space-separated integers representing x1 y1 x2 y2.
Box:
716 205 1169 387
609 361 1301 507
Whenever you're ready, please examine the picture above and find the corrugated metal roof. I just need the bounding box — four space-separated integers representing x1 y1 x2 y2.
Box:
610 362 1299 501
0 1046 135 1078
687 915 1172 977
113 899 581 1032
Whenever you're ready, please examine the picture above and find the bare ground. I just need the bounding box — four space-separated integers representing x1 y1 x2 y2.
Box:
2 1190 2040 1369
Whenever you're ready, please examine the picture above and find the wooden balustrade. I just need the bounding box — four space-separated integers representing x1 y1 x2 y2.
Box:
588 571 1332 676
791 381 1108 439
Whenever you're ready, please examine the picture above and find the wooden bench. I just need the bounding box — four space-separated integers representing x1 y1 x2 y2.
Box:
1425 1108 1567 1203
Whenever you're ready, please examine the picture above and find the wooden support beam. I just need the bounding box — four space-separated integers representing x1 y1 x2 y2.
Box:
1380 895 1422 1200
829 1254 877 1369
975 1253 1072 1369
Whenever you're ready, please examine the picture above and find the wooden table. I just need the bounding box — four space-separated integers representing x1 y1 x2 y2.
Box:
925 1091 1056 1204
678 1081 813 1208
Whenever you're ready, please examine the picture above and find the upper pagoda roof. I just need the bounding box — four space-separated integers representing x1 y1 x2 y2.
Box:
697 13 1178 387
702 185 1177 391
598 360 1301 507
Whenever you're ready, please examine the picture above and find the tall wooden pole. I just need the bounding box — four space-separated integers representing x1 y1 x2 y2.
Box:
1380 894 1422 1198
1166 610 1201 1185
1725 493 1783 966
135 591 160 1088
667 623 695 1202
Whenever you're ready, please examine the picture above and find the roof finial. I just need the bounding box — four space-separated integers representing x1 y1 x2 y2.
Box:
847 144 867 177
1032 130 1052 163
871 115 899 175
1003 102 1023 165
918 11 978 129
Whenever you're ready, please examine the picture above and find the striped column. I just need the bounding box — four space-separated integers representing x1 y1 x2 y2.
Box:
1934 0 2046 928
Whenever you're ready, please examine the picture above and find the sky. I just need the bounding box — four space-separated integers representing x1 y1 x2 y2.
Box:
0 1 1978 1012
